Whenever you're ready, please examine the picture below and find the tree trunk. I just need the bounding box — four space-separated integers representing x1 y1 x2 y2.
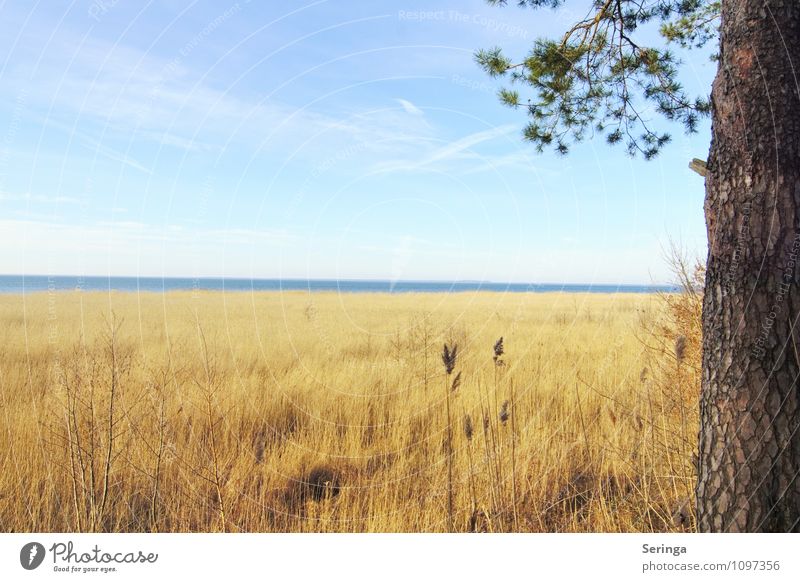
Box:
698 0 800 532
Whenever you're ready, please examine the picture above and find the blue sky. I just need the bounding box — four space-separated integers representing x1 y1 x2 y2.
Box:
0 0 714 284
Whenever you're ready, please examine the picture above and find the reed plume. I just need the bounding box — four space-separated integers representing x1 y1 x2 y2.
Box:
442 343 458 375
441 342 458 531
451 371 462 392
463 412 478 519
463 414 474 441
499 400 510 425
493 336 504 365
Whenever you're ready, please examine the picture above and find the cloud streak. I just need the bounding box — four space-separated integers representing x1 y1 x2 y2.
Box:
369 124 519 174
395 98 424 116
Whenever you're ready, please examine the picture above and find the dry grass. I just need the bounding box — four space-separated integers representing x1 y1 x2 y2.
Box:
0 288 699 532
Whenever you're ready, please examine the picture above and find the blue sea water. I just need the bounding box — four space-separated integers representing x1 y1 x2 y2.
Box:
0 275 675 294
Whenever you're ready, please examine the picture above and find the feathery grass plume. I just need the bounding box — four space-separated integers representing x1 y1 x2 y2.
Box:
493 336 504 365
451 371 462 392
463 414 474 441
499 400 510 425
463 412 478 520
441 341 458 531
675 335 687 364
441 343 458 375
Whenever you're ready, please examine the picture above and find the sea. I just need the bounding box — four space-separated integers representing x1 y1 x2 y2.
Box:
0 275 675 294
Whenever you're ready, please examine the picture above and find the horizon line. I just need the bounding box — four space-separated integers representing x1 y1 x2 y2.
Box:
0 273 676 288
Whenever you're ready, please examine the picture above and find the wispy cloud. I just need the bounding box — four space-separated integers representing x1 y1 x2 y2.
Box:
461 150 549 175
370 125 518 174
0 218 297 276
0 191 83 205
1 218 294 250
1 25 434 162
77 139 153 175
395 98 424 116
28 114 153 174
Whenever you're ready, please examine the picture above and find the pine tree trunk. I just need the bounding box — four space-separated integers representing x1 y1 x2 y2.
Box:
698 0 800 532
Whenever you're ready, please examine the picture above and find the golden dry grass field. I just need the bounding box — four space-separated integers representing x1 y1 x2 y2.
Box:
0 290 700 532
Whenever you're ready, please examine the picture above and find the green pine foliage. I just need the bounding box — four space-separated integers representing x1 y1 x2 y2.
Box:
476 0 720 159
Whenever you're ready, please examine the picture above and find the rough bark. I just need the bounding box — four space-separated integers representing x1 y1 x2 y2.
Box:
698 0 800 532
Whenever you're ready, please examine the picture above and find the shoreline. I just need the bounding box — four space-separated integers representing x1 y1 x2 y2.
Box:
0 288 671 297
0 275 676 296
